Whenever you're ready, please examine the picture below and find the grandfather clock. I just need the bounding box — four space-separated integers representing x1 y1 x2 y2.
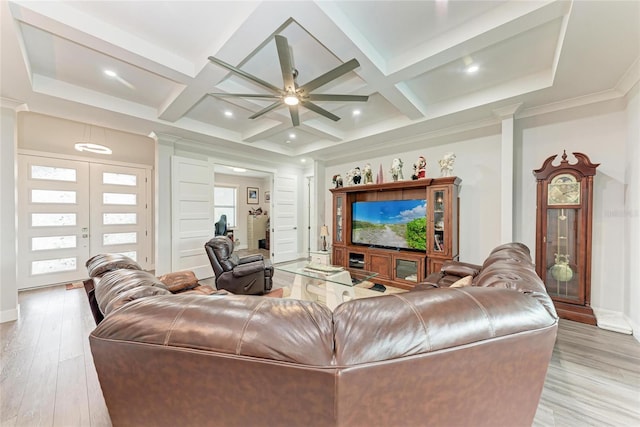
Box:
533 151 599 325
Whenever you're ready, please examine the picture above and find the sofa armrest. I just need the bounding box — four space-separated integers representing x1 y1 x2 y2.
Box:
232 261 266 277
238 254 264 264
440 261 482 278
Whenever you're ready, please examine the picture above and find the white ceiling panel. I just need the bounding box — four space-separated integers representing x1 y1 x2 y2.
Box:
2 0 638 163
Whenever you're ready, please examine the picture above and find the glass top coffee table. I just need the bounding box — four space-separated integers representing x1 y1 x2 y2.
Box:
275 261 403 310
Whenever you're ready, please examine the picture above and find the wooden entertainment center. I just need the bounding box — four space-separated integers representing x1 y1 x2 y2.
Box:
330 177 460 290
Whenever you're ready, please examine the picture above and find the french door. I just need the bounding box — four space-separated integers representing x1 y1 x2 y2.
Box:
17 155 150 289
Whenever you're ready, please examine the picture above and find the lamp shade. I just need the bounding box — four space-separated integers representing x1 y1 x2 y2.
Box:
320 225 329 237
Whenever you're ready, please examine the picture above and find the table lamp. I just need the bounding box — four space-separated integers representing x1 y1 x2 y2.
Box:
320 225 329 252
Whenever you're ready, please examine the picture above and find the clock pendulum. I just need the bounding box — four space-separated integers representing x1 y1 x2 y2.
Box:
550 209 573 294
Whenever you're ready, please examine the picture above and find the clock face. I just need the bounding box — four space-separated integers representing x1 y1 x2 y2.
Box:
548 173 580 205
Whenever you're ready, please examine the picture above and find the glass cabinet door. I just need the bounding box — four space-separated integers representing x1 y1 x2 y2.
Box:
544 208 582 303
431 188 446 254
335 195 343 243
395 258 418 283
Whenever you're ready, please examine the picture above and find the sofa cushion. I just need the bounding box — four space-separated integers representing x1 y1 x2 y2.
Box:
449 275 473 288
157 270 199 292
332 287 557 365
86 253 141 277
441 261 481 278
104 285 171 315
92 294 335 365
95 269 167 315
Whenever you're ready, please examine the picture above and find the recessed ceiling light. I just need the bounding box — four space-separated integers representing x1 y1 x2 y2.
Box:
352 109 361 116
300 158 307 163
466 65 479 74
231 167 246 172
74 143 112 155
224 111 233 117
104 70 117 78
285 140 291 144
289 133 296 139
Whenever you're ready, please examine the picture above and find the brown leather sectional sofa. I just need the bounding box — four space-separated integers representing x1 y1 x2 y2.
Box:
88 243 558 427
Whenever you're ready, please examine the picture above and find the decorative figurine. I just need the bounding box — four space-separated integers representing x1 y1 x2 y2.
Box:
390 158 404 181
345 169 354 186
439 152 456 177
332 174 343 188
352 166 362 184
363 163 373 184
411 156 426 180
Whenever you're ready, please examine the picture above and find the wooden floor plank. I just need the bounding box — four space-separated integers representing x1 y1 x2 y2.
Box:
2 285 639 427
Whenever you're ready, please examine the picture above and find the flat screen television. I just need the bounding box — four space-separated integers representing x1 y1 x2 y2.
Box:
351 199 427 251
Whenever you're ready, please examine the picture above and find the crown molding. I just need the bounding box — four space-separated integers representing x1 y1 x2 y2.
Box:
0 97 28 112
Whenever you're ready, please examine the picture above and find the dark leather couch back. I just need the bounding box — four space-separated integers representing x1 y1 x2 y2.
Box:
89 242 558 427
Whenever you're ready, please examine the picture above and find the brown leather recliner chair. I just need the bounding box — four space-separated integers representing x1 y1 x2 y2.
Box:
204 236 273 295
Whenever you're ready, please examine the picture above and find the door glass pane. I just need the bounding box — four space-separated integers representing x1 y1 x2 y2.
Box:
32 213 77 227
31 257 76 275
103 172 137 186
336 196 343 243
545 208 580 302
118 251 137 261
103 232 137 245
31 165 76 181
433 190 445 252
103 193 137 205
32 190 76 204
32 235 77 251
103 213 137 225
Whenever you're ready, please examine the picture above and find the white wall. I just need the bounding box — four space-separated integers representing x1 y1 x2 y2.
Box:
325 131 502 265
624 84 640 336
0 102 20 322
518 100 628 315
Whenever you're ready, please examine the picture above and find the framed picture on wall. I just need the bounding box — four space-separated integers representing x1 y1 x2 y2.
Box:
247 187 259 204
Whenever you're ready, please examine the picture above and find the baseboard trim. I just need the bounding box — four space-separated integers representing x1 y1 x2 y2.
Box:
592 307 633 334
0 304 20 323
624 315 640 343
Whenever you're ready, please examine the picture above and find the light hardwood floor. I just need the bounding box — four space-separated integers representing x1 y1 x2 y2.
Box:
1 283 639 427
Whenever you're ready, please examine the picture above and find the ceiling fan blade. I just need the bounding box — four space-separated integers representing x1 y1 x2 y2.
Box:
298 58 361 94
301 101 340 122
248 101 282 119
208 93 281 99
289 105 300 127
208 56 282 94
275 35 296 92
306 94 369 102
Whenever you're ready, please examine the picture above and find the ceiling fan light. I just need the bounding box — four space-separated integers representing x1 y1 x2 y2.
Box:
284 95 299 106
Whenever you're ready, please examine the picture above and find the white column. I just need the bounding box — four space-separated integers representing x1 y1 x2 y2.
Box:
0 99 26 323
151 132 177 275
493 104 522 244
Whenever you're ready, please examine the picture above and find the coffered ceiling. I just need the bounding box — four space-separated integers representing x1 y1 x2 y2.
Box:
2 1 638 164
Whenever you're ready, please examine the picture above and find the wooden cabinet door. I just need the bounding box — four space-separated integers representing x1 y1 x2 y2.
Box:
333 246 346 266
368 252 392 279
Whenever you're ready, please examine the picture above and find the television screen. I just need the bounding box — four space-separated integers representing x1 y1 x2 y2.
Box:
351 199 427 251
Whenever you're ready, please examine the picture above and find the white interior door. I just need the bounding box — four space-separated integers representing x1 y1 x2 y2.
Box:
17 155 90 289
272 174 299 263
89 163 150 268
171 156 214 279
